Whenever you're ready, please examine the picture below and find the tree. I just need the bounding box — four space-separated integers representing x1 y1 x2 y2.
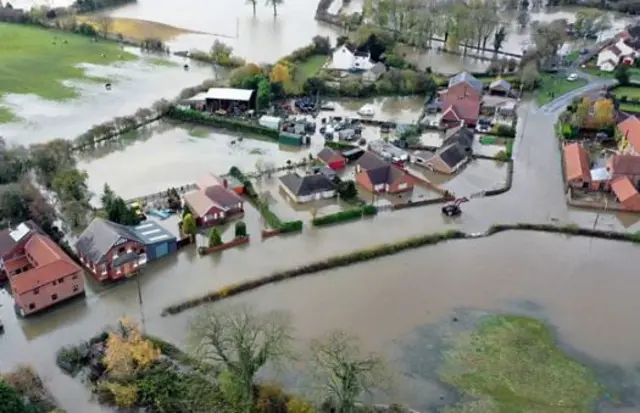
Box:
532 20 566 66
287 397 317 413
308 331 389 413
188 304 294 413
29 139 75 189
592 98 615 129
103 382 138 408
520 62 540 90
104 195 139 226
269 63 290 84
52 168 90 204
0 381 37 413
210 40 233 63
103 318 161 380
234 221 247 238
101 183 116 208
615 64 630 85
265 0 283 16
96 15 113 38
337 180 358 201
208 228 223 247
493 26 507 53
0 184 30 226
182 213 197 238
246 0 257 15
573 97 592 128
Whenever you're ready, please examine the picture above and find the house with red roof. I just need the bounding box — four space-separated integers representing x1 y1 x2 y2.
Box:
439 72 483 128
611 176 640 211
617 115 640 156
183 174 245 228
563 142 591 189
0 222 84 316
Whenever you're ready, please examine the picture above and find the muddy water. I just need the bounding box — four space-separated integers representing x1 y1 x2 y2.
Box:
2 231 640 412
0 52 216 145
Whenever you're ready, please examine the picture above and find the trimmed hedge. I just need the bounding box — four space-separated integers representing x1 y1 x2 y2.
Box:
167 107 279 139
312 205 377 227
325 141 358 151
490 124 516 138
161 221 640 316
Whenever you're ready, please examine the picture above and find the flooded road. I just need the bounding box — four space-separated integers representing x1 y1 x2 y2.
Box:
0 52 216 145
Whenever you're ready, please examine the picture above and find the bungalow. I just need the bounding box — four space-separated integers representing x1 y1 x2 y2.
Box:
424 144 470 175
183 183 244 228
563 142 591 189
76 218 148 282
488 79 512 96
0 222 84 316
197 172 244 195
317 147 347 170
363 62 387 83
596 41 636 72
355 152 414 194
279 172 337 203
611 176 640 211
330 44 374 72
617 115 640 155
606 154 640 186
443 125 474 153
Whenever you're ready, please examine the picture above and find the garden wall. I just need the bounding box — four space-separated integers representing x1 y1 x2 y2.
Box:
198 236 250 256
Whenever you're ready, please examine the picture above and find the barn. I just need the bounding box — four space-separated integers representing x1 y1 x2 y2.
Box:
133 221 177 262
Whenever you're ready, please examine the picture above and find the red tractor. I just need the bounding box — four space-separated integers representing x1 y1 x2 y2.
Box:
441 197 469 217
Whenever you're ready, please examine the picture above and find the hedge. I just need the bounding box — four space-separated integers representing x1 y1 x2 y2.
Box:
312 205 377 226
325 141 358 151
167 107 279 139
490 124 516 138
161 222 640 316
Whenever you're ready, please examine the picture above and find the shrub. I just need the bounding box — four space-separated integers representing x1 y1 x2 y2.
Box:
361 204 377 216
166 108 279 140
312 208 363 226
325 141 357 151
208 228 223 247
279 220 303 233
288 397 317 413
235 221 247 238
491 124 516 138
494 150 509 162
56 345 87 375
103 382 138 408
620 95 628 103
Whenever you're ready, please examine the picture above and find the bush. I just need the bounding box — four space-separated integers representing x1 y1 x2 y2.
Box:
279 220 303 233
56 344 88 375
235 221 247 238
491 124 516 138
325 141 357 151
312 208 364 226
361 204 377 216
166 108 279 140
494 150 509 162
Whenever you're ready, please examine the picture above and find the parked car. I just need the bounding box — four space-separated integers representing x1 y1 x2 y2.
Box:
567 73 578 81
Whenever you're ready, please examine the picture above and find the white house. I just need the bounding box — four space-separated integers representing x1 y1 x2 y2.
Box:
596 40 636 72
330 44 374 71
279 172 336 203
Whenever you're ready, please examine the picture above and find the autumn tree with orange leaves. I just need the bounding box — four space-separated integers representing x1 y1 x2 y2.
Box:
103 318 161 380
269 63 291 84
592 98 615 130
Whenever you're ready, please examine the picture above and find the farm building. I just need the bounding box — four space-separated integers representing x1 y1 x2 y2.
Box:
132 221 177 262
317 147 347 170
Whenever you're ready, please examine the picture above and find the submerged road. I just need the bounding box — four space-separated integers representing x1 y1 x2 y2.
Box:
0 81 635 412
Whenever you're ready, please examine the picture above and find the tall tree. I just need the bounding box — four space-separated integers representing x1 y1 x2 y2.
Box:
308 331 389 413
493 26 507 53
189 304 294 413
265 0 283 16
246 0 257 15
592 98 615 129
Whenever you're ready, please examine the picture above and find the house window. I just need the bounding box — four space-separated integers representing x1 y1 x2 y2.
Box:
58 277 65 284
118 247 125 253
28 303 35 310
33 288 39 295
73 285 79 292
72 275 78 280
51 294 58 301
52 280 57 286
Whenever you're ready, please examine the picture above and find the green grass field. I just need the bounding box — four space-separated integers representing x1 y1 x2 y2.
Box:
611 86 640 99
536 74 588 105
441 315 603 413
0 23 136 102
293 54 327 87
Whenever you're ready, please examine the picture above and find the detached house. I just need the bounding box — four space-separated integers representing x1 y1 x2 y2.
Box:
279 172 337 203
183 174 245 228
563 142 591 189
597 41 636 72
421 126 474 175
330 44 374 72
606 154 640 186
355 152 414 194
611 176 640 211
440 72 483 128
0 222 84 316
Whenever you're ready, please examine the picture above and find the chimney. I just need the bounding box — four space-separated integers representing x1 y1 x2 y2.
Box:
223 179 228 188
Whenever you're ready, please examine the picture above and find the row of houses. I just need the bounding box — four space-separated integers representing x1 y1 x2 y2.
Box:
564 115 640 211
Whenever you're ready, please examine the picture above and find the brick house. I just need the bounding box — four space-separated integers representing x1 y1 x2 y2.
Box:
446 72 484 101
0 222 84 316
606 154 640 186
355 152 414 193
611 176 640 211
76 218 148 281
563 143 591 189
617 115 640 155
184 175 245 228
317 147 347 170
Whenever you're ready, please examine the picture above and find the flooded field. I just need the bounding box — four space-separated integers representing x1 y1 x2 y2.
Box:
1 52 216 145
2 231 639 412
325 97 425 124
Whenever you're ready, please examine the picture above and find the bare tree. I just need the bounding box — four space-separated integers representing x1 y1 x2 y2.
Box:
308 331 390 413
188 304 294 413
96 15 113 38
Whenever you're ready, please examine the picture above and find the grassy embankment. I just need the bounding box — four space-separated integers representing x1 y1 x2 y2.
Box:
442 315 603 413
536 73 588 106
610 85 640 113
292 54 327 90
0 22 136 122
76 16 192 42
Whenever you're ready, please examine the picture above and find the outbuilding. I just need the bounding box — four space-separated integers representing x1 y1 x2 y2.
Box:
132 221 177 261
317 147 347 170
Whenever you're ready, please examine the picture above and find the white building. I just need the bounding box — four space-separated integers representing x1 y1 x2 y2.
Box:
279 172 337 203
329 44 374 71
596 40 636 72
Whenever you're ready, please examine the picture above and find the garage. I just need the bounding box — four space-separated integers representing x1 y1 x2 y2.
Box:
133 221 177 262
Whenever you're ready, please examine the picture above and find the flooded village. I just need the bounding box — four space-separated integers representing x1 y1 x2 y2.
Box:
2 0 640 412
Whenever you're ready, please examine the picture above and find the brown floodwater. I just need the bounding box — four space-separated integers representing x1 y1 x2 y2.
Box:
0 52 217 145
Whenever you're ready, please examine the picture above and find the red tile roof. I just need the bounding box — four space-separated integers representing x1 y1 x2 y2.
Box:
618 115 640 153
607 154 640 176
317 147 345 164
10 234 81 295
441 98 481 124
612 176 640 203
563 143 591 182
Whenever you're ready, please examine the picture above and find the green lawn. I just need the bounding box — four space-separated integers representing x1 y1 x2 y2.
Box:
0 106 16 123
583 65 640 82
611 86 640 99
565 50 580 64
536 74 588 105
441 315 604 413
0 23 136 102
293 54 327 88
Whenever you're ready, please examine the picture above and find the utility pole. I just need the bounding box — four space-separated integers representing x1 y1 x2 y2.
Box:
136 277 146 333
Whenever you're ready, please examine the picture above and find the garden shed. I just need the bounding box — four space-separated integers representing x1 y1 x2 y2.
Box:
132 221 177 261
279 132 303 146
